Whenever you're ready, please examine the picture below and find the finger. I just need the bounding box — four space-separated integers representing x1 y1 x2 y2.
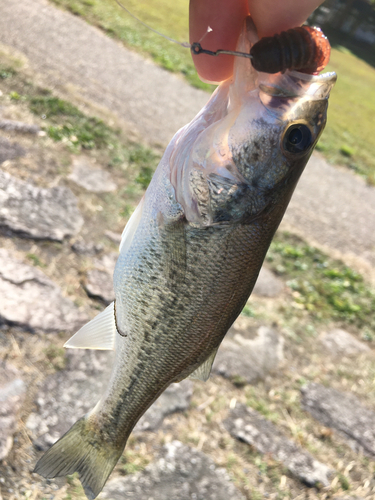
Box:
189 0 249 83
248 0 325 37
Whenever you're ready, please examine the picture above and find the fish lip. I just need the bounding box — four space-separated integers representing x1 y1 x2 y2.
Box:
293 70 337 100
288 70 337 84
259 70 337 100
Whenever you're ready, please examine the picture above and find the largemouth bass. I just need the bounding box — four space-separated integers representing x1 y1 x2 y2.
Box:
34 18 336 499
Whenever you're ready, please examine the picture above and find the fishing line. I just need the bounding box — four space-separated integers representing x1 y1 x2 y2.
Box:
114 0 191 48
114 0 254 60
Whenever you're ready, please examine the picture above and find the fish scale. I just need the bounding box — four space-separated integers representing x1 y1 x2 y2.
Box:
34 17 336 499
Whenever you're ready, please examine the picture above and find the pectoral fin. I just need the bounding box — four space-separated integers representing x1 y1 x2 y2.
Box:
119 196 145 253
188 347 219 382
64 302 116 350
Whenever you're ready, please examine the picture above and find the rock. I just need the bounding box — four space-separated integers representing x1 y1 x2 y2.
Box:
252 266 284 298
105 230 122 245
134 380 193 433
68 157 116 192
320 329 371 357
224 404 332 486
27 349 113 451
213 326 284 385
71 239 104 256
85 269 115 304
102 441 246 500
84 252 118 304
0 363 26 460
333 497 365 500
0 119 40 134
0 136 26 164
0 248 87 332
301 383 375 457
0 169 83 240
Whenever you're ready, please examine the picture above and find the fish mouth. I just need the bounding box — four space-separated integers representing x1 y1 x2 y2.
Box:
291 70 337 83
259 70 337 100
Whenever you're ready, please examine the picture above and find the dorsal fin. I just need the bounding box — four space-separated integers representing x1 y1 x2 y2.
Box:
64 302 116 350
188 346 219 382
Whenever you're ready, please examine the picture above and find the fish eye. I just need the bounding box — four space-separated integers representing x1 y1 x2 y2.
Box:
283 124 313 154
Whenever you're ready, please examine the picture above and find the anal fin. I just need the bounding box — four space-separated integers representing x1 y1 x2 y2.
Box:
64 302 116 350
188 346 219 382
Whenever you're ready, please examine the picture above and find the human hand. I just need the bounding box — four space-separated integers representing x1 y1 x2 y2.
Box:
189 0 324 83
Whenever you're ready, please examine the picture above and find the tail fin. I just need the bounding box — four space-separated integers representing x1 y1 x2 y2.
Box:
34 417 124 499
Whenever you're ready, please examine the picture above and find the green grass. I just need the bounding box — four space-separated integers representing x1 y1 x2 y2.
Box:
338 473 350 491
130 145 159 188
266 233 375 330
245 387 279 422
118 445 151 475
26 253 46 267
43 345 67 370
28 93 160 180
316 46 375 184
241 304 255 318
0 66 16 80
29 94 115 150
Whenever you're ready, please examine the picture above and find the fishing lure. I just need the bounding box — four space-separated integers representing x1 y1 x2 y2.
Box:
191 26 331 75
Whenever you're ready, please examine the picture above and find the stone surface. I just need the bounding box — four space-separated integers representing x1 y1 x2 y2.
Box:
333 497 365 500
0 136 25 164
134 380 193 433
71 239 104 256
84 252 118 304
0 363 26 460
102 441 246 500
0 169 83 240
213 327 284 384
225 404 332 486
0 119 40 134
85 269 115 304
252 266 284 298
301 383 375 457
27 349 113 451
68 157 116 192
0 248 87 332
105 230 122 245
320 329 371 357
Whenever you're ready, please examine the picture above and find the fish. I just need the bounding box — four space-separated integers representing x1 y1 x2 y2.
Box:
34 17 336 499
